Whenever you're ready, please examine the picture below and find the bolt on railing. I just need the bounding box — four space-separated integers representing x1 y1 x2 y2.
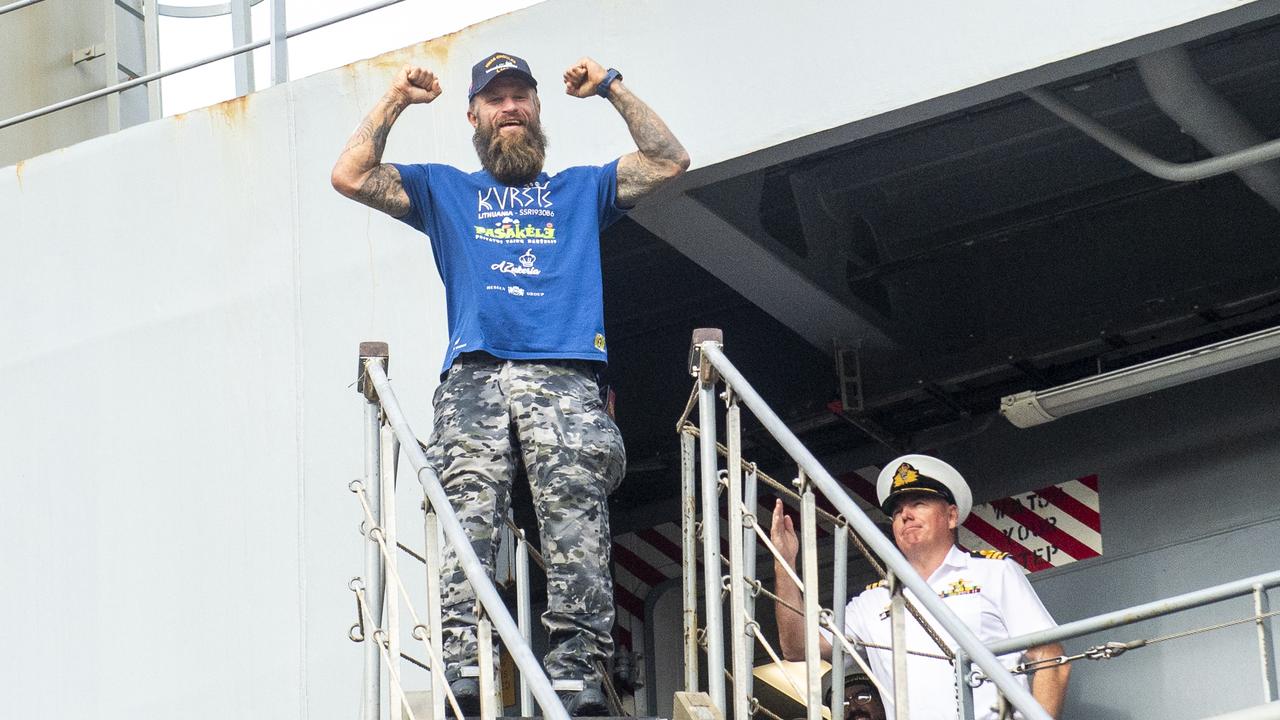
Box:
678 328 1280 720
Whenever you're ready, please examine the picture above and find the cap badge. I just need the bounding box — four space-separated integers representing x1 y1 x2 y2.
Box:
892 462 919 489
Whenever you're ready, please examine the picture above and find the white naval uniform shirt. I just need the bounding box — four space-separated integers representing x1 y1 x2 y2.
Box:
830 546 1056 720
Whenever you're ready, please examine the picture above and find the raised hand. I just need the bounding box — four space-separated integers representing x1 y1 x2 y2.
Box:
562 57 609 98
770 499 800 568
391 65 442 105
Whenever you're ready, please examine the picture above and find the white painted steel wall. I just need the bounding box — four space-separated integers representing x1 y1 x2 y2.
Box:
1 0 1274 717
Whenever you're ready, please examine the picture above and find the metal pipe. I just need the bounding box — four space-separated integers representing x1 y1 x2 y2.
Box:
743 463 759 702
382 425 402 718
517 533 534 716
479 617 497 720
680 431 700 693
268 0 288 85
425 511 446 720
1024 86 1280 183
800 477 822 720
365 361 570 720
989 569 1280 655
0 0 406 131
1257 585 1278 703
0 0 44 18
230 0 255 97
143 0 162 120
697 382 726 709
726 401 751 720
362 391 383 720
101 0 120 132
830 525 847 720
889 572 908 719
954 649 976 720
700 343 1054 720
1136 45 1280 212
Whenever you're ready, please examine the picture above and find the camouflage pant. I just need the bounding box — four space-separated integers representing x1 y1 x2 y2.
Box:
425 356 626 685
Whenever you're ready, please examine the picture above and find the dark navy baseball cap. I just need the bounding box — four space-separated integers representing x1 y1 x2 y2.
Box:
468 52 538 101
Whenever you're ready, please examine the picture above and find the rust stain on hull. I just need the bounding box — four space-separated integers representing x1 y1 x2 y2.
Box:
346 19 471 78
210 94 252 127
14 160 24 190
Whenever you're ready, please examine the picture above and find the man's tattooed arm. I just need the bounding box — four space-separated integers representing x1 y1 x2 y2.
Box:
609 81 690 208
331 65 442 217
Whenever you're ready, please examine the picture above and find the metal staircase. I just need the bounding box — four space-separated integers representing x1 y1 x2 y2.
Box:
349 334 1280 720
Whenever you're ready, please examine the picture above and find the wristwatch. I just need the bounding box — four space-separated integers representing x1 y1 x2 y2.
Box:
596 68 623 98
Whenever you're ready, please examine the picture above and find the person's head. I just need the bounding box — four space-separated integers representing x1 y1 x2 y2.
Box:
875 454 972 556
466 52 547 186
825 672 886 720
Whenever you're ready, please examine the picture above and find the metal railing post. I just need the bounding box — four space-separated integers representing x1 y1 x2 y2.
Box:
697 347 726 709
358 343 388 720
743 463 759 702
142 0 161 119
800 474 822 720
517 532 534 716
680 430 700 693
830 524 848 720
230 0 255 96
102 0 121 132
955 648 976 720
425 510 446 720
1257 585 1278 703
479 617 497 720
888 571 908 718
381 425 402 719
726 395 750 720
269 0 288 84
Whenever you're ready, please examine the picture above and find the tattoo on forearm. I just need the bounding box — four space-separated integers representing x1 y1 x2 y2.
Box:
355 164 409 217
337 95 410 216
620 101 683 165
612 87 688 205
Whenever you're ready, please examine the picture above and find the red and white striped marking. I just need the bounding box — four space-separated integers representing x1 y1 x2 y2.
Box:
960 475 1102 572
834 468 1102 573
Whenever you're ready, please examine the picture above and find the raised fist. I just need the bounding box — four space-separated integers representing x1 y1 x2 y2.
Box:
391 65 442 105
562 57 610 98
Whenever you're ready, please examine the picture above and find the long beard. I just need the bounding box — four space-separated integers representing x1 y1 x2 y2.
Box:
473 119 548 186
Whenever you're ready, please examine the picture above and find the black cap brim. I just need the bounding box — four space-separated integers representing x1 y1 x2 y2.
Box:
468 70 537 100
880 480 956 516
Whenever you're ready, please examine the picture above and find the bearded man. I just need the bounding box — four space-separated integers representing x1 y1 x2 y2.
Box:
331 52 688 715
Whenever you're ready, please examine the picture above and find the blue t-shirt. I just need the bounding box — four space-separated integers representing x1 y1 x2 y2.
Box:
392 161 626 374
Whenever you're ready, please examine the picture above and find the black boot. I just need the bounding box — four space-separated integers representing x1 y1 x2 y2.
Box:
447 677 482 717
559 684 609 717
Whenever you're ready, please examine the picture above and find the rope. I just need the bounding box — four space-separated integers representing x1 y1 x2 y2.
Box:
819 617 895 699
351 481 467 720
675 382 701 434
678 423 953 657
354 587 423 720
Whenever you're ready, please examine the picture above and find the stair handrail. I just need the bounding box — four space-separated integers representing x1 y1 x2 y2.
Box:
683 331 1280 719
357 344 571 720
686 334 1055 720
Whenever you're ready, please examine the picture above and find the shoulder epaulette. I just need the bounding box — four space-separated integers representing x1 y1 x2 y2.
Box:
969 549 1009 560
865 579 887 591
